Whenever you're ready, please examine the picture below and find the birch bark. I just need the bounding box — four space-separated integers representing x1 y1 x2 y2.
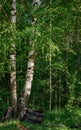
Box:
20 0 40 109
10 0 17 115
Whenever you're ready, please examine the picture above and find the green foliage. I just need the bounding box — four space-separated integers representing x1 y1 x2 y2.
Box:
0 0 81 118
0 23 11 76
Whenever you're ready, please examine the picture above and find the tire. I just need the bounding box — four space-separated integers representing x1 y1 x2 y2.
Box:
27 109 44 118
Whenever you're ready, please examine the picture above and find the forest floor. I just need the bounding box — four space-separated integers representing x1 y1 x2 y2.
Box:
0 108 81 130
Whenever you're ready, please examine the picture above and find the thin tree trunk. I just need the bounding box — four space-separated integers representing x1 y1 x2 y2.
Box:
49 0 52 112
10 0 17 116
58 71 61 112
49 45 52 112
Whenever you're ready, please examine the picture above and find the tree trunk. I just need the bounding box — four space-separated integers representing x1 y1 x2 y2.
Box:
49 42 52 112
10 0 17 116
49 0 52 112
20 0 40 109
21 50 35 109
1 106 12 122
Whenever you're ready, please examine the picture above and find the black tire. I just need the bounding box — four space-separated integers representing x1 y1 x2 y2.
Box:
27 109 44 118
24 113 43 123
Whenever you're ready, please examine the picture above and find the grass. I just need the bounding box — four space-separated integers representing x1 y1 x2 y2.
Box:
0 121 19 130
0 108 81 130
21 108 81 130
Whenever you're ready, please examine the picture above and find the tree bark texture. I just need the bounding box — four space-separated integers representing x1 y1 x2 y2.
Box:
1 106 12 122
20 0 40 109
10 0 17 116
20 49 35 109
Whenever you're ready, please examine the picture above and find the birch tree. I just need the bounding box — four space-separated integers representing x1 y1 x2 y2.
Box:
20 0 41 109
10 0 17 115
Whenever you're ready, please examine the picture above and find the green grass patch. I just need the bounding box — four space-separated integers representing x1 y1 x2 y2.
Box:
0 121 19 130
0 108 81 130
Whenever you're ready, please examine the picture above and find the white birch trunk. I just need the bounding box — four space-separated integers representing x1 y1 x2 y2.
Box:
10 0 17 115
20 0 40 109
21 50 35 109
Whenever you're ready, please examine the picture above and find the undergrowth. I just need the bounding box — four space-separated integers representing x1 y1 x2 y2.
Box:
0 108 81 130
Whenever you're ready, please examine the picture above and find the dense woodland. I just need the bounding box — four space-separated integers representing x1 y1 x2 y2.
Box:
0 0 81 129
